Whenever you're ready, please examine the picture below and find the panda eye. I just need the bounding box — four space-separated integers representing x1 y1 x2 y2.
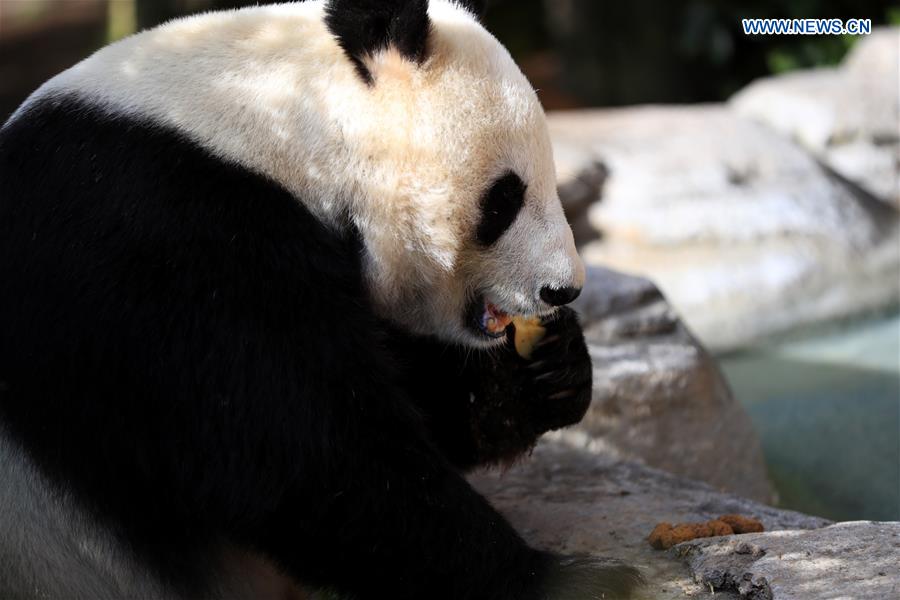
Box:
476 171 526 246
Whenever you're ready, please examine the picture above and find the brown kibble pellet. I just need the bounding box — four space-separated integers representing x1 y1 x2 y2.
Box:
707 519 736 537
671 523 708 542
647 518 742 550
647 522 675 550
719 514 764 534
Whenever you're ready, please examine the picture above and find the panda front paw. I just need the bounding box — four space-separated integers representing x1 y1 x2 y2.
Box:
467 307 592 465
515 306 593 433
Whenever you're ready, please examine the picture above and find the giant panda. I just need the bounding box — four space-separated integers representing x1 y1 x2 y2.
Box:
0 1 641 598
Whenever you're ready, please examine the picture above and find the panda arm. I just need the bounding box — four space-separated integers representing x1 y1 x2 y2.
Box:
386 331 482 467
390 307 593 470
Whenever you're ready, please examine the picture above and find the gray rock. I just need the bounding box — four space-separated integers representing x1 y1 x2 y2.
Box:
822 140 898 207
570 266 773 502
553 137 607 246
673 521 900 599
551 105 887 247
732 28 900 207
548 106 900 350
470 441 829 600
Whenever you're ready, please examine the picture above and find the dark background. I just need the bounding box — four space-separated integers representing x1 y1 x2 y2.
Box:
1 0 896 120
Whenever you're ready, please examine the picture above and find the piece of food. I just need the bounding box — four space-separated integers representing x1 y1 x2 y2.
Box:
647 514 764 550
718 514 765 534
511 316 546 359
647 522 728 550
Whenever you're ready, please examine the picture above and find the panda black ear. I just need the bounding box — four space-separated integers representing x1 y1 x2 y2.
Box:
326 0 431 84
455 0 488 20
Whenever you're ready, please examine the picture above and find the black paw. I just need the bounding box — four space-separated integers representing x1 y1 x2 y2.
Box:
513 306 593 433
466 307 592 464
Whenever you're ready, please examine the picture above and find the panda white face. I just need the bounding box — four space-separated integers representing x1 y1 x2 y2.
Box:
346 3 585 346
21 0 583 348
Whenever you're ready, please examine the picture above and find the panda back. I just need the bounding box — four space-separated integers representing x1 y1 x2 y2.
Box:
0 20 374 594
8 1 358 229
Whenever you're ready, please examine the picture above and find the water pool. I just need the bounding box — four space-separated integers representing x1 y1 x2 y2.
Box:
719 314 900 521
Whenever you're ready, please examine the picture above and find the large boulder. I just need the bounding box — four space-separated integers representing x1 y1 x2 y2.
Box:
732 28 900 208
550 106 900 351
470 441 829 600
570 266 772 502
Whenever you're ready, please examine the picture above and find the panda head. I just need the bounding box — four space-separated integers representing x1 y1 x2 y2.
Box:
325 0 585 347
32 0 583 348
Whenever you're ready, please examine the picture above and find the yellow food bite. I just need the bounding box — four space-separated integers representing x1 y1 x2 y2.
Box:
512 316 546 360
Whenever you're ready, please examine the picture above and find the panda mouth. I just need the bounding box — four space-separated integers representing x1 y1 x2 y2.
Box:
469 297 513 339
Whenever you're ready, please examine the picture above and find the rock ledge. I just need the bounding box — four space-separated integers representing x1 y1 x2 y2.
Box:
673 521 900 599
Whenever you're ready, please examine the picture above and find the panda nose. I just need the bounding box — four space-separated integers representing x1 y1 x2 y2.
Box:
540 285 581 307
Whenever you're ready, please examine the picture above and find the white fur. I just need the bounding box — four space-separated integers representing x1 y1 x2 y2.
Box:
15 0 583 345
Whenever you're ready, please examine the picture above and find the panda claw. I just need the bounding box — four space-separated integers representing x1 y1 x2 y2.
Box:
533 371 558 383
547 389 576 401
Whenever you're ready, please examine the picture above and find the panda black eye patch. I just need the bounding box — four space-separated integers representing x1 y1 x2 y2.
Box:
476 171 526 246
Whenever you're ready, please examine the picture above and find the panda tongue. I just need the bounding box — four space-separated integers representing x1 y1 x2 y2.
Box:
484 303 512 335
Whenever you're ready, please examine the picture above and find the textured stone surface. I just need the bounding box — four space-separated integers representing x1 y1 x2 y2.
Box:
548 106 900 351
732 28 899 207
673 521 900 599
470 441 829 600
553 137 607 246
570 266 772 502
551 105 886 247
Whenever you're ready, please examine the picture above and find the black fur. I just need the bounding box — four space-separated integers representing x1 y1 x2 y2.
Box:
393 307 593 469
0 96 631 599
476 171 526 246
325 0 431 84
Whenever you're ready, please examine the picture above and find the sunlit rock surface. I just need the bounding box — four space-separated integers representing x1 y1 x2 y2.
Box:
551 105 899 351
470 441 829 600
732 28 900 208
673 521 900 599
570 266 772 502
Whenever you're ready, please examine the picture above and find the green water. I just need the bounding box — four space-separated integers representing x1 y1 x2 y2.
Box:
719 315 900 522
